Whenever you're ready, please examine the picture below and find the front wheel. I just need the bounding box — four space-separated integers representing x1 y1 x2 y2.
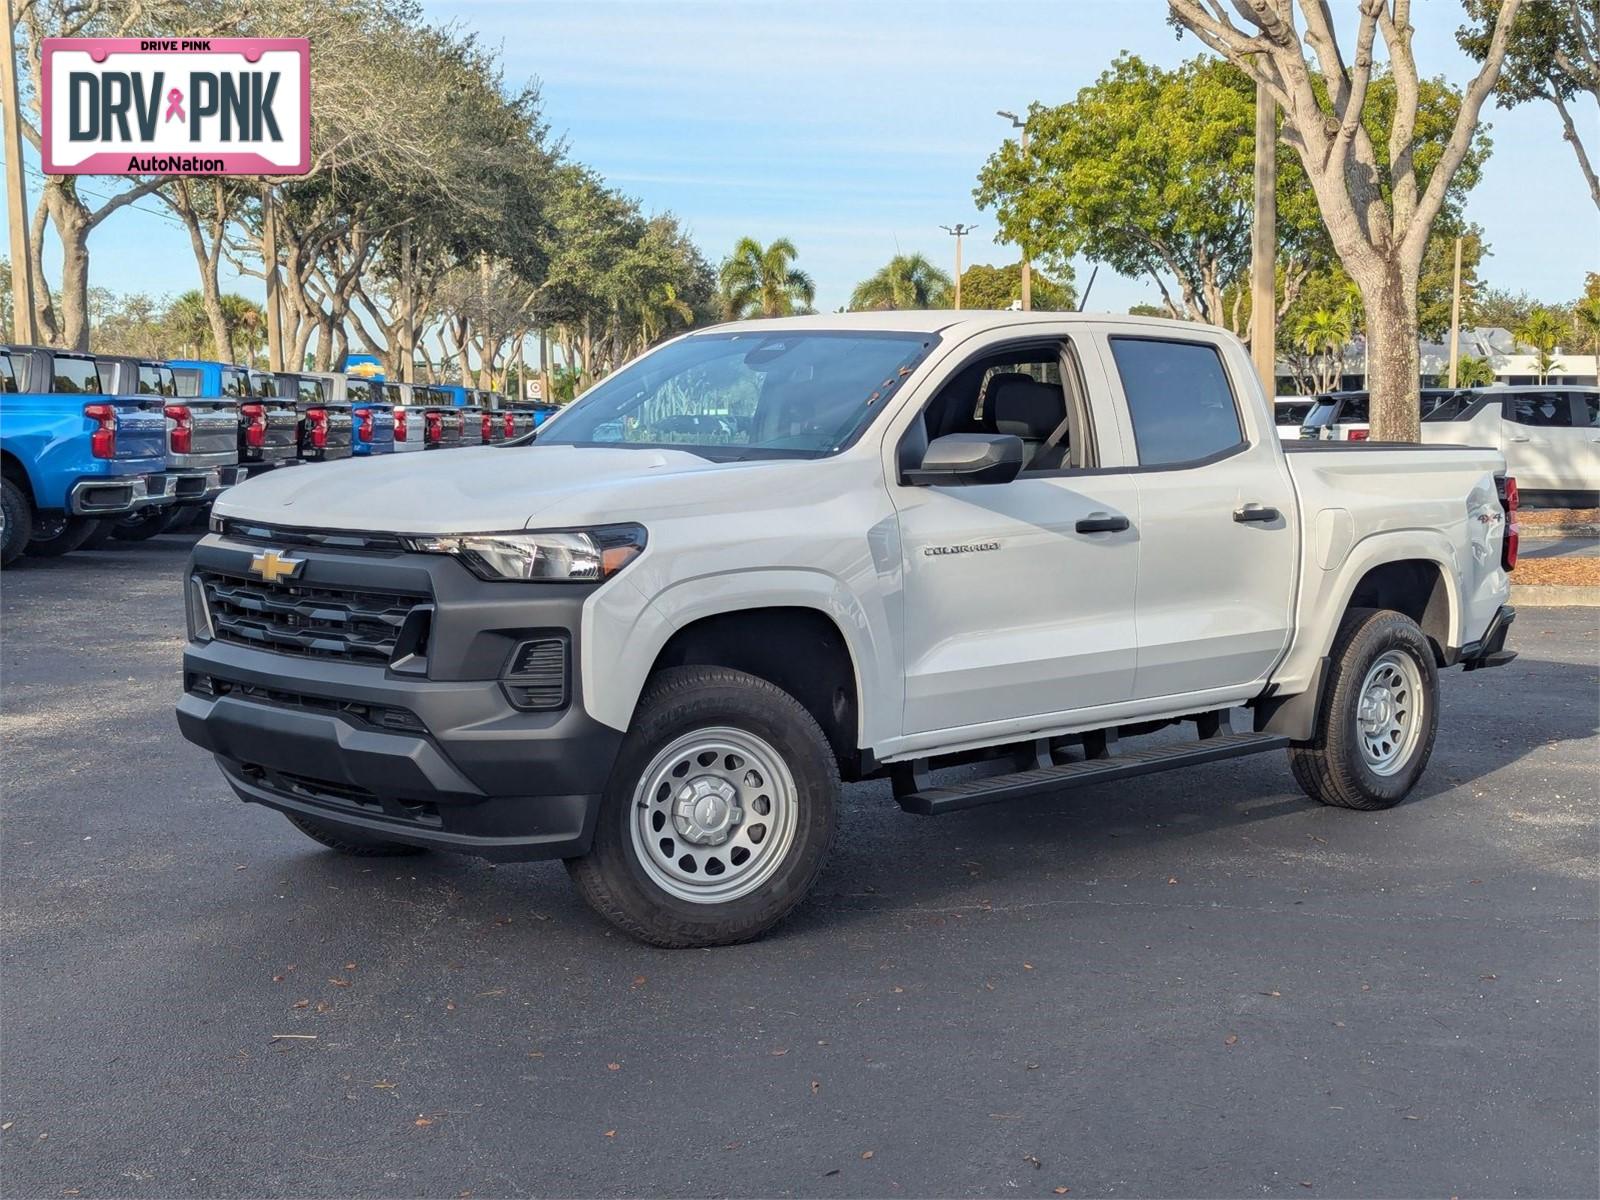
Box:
567 666 840 948
1 474 32 566
1288 608 1439 810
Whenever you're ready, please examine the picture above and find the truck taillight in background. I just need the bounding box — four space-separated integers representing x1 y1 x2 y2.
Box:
240 403 267 449
354 407 374 443
306 407 329 449
425 411 444 445
164 404 193 454
481 411 493 442
1347 428 1369 441
1498 475 1519 572
503 411 515 438
393 408 408 441
84 402 117 459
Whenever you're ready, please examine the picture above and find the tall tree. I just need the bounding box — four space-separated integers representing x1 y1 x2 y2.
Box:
1459 0 1600 210
718 238 815 319
958 262 1077 311
1167 0 1523 441
1513 306 1566 381
848 254 952 310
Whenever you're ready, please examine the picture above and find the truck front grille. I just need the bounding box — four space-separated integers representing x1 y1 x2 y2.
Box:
197 569 426 665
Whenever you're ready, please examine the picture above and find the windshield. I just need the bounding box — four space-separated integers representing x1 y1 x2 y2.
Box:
1301 399 1339 428
535 330 937 458
1275 402 1312 426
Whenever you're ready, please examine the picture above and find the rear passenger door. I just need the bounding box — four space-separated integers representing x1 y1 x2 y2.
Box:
1098 333 1299 702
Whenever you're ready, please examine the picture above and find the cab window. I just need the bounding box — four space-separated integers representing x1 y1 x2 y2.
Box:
1107 336 1243 467
0 352 15 393
53 355 101 394
1506 393 1574 427
219 368 247 398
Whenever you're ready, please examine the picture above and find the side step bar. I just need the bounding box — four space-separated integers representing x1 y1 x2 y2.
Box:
892 730 1289 816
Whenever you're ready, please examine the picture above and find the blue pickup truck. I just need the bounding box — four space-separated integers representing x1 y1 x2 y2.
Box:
1 345 175 565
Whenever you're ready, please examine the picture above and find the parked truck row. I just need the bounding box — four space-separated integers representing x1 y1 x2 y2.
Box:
0 347 561 567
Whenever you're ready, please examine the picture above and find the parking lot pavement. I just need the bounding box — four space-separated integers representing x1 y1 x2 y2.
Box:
2 536 1596 1200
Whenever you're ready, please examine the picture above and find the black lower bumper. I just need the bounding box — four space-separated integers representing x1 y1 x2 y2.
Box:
175 540 625 861
1460 604 1517 671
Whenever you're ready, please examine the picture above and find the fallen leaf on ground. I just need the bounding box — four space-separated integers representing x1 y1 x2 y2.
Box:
292 1000 309 1009
607 1062 621 1071
1054 1188 1071 1195
771 1048 788 1056
810 1080 821 1094
632 976 646 987
604 1130 616 1138
1224 1034 1239 1046
414 1118 432 1127
1259 991 1281 998
1024 1153 1042 1170
329 978 351 988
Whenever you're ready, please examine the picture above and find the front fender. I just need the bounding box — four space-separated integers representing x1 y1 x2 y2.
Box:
580 567 899 747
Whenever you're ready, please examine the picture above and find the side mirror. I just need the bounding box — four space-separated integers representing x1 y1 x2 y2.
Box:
903 433 1024 487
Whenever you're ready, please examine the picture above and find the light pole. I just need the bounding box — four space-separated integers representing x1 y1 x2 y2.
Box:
940 224 975 310
997 109 1031 311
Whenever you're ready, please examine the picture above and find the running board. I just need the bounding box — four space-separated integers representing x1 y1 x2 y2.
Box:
892 731 1289 816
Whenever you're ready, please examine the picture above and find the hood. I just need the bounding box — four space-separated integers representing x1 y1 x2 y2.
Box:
212 443 820 534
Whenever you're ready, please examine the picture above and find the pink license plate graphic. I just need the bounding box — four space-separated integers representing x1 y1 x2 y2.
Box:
41 38 310 176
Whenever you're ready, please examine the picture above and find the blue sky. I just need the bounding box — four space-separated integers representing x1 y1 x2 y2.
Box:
7 0 1596 317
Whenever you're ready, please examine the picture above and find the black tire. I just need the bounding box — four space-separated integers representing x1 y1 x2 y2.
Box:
566 666 840 948
164 503 207 533
1288 607 1439 811
1 473 32 567
26 513 96 557
112 506 173 541
76 518 117 551
283 812 428 857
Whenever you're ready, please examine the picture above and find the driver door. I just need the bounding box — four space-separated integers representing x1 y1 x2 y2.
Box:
890 333 1141 741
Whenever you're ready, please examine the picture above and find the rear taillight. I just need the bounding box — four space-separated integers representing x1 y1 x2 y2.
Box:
1347 428 1369 441
503 412 515 438
393 408 408 441
481 411 492 442
1499 475 1519 572
240 403 266 449
164 403 193 454
456 411 467 436
425 411 443 445
306 406 328 449
354 407 374 443
84 402 117 459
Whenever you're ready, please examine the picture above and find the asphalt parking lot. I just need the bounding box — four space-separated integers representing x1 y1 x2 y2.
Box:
2 535 1596 1200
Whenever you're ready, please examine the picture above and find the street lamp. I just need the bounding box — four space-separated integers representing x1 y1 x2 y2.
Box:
997 109 1032 312
940 224 976 310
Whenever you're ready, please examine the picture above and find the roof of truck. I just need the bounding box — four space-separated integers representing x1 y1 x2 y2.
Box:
683 310 1213 337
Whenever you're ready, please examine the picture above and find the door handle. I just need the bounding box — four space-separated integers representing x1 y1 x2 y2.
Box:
1233 504 1280 523
1075 512 1130 534
1509 435 1530 442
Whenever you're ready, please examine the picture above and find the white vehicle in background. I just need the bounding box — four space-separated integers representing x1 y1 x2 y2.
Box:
178 312 1518 948
1274 397 1314 441
1299 388 1465 441
1422 385 1600 507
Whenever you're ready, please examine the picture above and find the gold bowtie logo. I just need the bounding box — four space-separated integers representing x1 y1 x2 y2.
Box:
249 549 304 584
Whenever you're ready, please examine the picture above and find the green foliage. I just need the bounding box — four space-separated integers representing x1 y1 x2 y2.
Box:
1514 306 1568 381
1126 302 1168 318
1455 356 1496 387
1575 273 1600 356
718 238 816 319
849 254 952 311
958 263 1076 311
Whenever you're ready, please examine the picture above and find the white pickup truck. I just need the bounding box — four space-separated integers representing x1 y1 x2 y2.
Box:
176 313 1518 947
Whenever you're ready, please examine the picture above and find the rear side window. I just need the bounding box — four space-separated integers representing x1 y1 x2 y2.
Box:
0 353 14 393
53 355 101 394
219 369 246 398
1422 393 1470 421
1582 392 1599 428
138 365 174 396
1275 402 1311 426
1339 393 1370 423
172 367 200 397
1107 337 1243 467
1506 393 1573 427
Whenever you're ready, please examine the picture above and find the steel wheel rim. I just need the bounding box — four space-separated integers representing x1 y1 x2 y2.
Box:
1356 649 1424 776
629 725 799 904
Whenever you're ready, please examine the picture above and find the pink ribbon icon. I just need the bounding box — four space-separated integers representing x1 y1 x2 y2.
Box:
164 88 185 123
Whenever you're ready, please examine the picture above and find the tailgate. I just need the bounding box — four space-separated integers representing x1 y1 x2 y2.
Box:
108 397 168 465
173 398 239 469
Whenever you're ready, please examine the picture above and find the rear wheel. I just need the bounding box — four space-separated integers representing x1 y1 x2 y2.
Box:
1 473 32 567
26 513 96 557
283 812 428 857
567 666 839 948
112 506 172 541
1288 608 1439 811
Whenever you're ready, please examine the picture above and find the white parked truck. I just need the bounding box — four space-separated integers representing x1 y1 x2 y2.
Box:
177 313 1519 947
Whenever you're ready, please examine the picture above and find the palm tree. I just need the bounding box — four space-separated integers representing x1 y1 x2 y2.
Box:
1513 306 1565 383
220 293 265 365
166 291 212 359
637 283 695 352
718 237 815 319
1573 293 1600 362
848 254 952 311
1455 356 1496 387
1295 305 1355 394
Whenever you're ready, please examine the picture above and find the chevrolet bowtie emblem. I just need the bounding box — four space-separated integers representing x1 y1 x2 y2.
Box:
249 549 304 584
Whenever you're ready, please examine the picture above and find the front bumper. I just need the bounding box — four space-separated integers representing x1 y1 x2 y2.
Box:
174 534 623 861
68 471 178 516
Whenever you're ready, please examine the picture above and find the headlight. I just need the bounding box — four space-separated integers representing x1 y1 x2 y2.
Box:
404 524 646 582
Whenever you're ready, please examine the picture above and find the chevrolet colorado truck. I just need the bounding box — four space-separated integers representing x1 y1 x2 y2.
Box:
177 313 1517 947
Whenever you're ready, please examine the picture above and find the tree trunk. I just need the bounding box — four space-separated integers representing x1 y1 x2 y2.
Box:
1358 261 1421 442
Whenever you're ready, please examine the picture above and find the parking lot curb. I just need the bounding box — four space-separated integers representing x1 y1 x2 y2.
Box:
1509 583 1600 607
